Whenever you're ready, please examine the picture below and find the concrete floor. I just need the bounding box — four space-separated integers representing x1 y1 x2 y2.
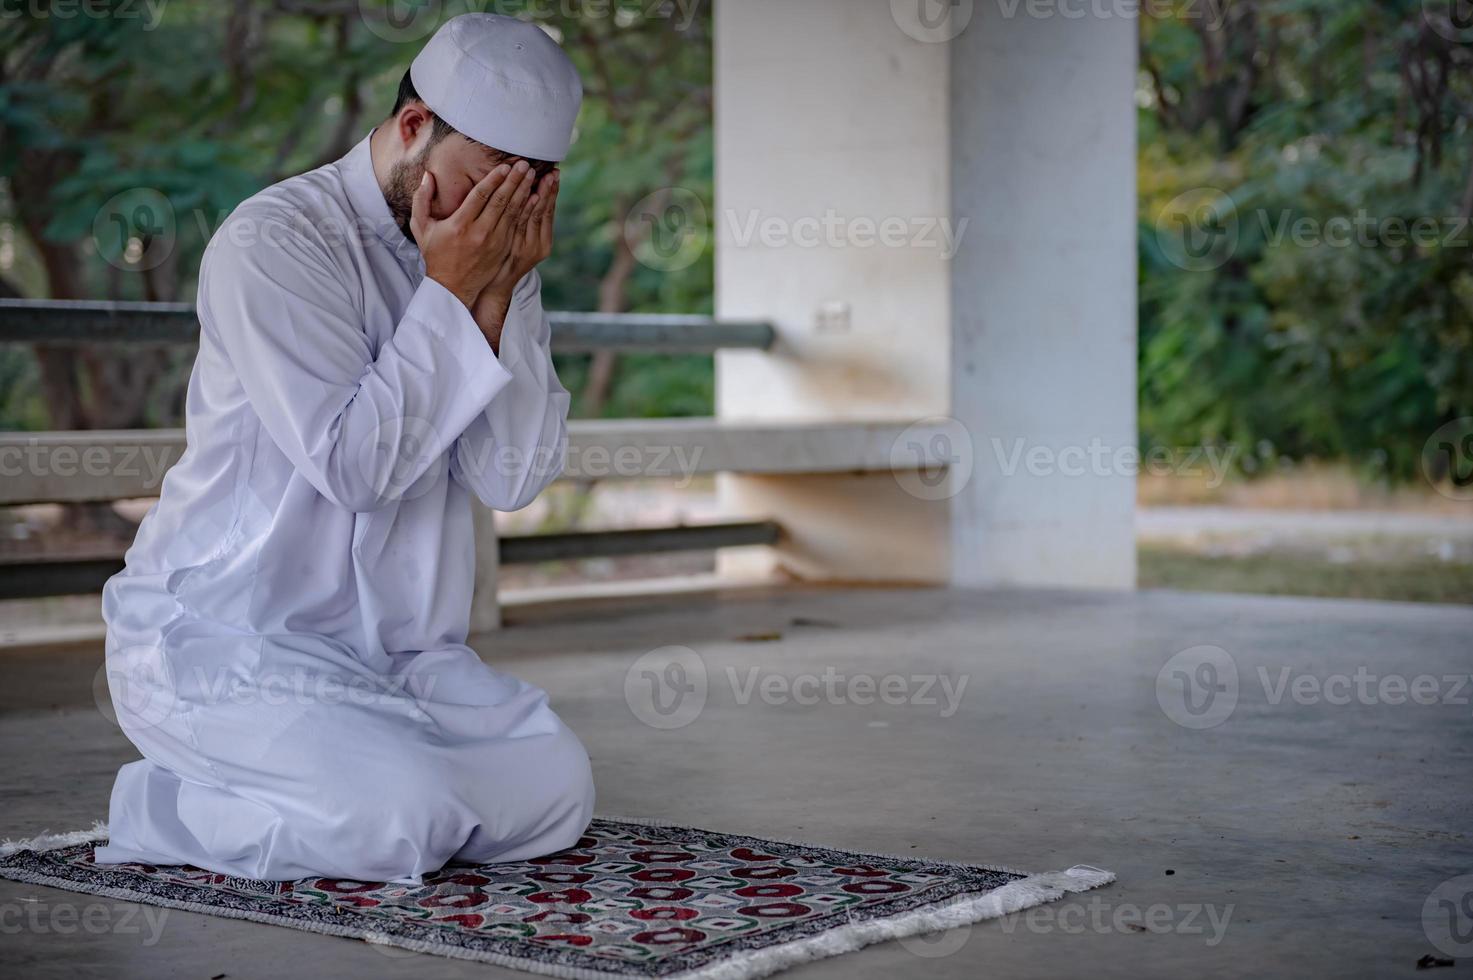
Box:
2 586 1470 978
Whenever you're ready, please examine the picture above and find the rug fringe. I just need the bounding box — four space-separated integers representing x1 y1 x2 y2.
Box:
0 822 107 858
661 864 1115 980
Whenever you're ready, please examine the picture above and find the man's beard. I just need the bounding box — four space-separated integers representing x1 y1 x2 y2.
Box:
383 144 430 243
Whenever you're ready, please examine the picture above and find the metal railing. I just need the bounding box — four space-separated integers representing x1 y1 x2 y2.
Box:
0 300 776 353
0 300 785 600
0 523 786 599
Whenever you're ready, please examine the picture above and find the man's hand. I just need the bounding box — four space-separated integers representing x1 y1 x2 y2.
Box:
484 168 560 298
412 161 539 308
468 169 561 353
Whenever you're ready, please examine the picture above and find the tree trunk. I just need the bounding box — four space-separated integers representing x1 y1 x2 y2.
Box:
581 224 640 418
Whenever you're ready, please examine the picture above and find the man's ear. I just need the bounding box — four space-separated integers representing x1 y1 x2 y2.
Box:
395 102 434 152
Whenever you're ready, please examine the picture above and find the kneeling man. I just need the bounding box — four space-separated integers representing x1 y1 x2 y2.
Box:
96 14 593 884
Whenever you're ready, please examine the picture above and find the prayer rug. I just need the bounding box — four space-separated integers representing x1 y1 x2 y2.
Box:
0 816 1113 979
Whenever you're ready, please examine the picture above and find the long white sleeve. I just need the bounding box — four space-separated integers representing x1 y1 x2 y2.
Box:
449 270 571 511
200 207 513 513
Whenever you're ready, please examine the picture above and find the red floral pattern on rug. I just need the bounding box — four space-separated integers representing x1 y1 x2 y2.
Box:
0 818 1024 977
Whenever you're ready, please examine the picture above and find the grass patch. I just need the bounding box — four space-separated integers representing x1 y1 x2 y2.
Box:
1139 547 1473 605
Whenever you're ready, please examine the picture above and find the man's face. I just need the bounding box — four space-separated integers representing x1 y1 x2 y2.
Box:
385 110 555 241
420 133 554 220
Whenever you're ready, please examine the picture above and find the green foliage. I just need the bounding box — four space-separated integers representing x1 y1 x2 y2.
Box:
554 352 713 419
1139 0 1473 481
0 346 44 430
1139 545 1473 605
1 0 715 425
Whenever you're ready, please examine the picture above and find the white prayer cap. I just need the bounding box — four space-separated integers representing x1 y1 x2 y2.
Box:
409 14 583 162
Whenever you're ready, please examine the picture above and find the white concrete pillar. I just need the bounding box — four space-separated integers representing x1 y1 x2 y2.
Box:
715 0 1137 589
948 2 1138 588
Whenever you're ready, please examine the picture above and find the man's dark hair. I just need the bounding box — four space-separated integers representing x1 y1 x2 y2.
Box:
392 69 458 146
390 69 556 178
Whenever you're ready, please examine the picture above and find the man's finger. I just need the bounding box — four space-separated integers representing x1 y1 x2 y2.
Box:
523 193 543 234
409 170 436 242
544 171 560 220
538 172 560 254
511 176 541 236
491 164 539 236
520 175 554 249
458 165 512 225
477 162 533 234
532 171 557 217
517 195 544 258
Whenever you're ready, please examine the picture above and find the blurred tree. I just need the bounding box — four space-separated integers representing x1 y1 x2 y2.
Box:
533 3 712 419
0 0 713 433
1139 0 1473 482
2 0 378 427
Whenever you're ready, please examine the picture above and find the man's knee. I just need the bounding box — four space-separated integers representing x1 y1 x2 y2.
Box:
514 723 595 830
546 723 595 829
455 723 595 862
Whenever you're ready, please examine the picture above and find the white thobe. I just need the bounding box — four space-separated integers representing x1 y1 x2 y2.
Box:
94 132 593 884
